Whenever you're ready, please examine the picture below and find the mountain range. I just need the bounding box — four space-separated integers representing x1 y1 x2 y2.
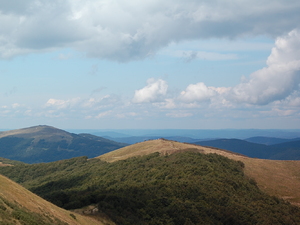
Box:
1 125 299 162
1 125 300 224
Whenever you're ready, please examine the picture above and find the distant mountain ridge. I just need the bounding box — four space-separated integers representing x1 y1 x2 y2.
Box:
1 125 299 162
76 128 300 139
194 138 300 160
0 125 127 163
245 136 300 145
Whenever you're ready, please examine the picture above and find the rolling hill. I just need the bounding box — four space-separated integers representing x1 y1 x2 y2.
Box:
97 139 300 206
0 174 110 225
0 125 127 163
1 139 300 224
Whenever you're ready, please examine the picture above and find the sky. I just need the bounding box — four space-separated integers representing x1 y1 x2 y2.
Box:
1 0 300 130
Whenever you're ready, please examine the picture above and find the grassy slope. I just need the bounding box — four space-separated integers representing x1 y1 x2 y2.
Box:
97 139 300 206
0 175 105 225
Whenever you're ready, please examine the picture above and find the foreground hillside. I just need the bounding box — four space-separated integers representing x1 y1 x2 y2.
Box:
1 141 300 224
0 125 126 163
0 174 109 225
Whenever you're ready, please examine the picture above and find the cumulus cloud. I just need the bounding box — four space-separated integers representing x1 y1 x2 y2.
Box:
132 78 168 103
0 0 300 60
43 95 121 119
286 96 300 107
229 29 300 105
45 98 81 109
179 82 217 103
153 99 177 109
173 29 300 109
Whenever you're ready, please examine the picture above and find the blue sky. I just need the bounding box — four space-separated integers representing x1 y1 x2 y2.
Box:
1 0 300 129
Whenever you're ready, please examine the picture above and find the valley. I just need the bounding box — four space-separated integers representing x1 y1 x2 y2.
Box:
0 126 300 224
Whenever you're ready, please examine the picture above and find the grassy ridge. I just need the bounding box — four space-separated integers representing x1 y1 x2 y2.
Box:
1 151 300 224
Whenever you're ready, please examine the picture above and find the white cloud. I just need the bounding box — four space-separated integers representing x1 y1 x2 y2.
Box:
42 95 122 120
95 110 112 119
81 95 113 108
179 82 217 103
45 95 118 110
154 99 176 109
152 29 300 111
166 112 193 118
287 96 300 107
11 103 20 108
116 112 138 118
132 78 168 103
45 98 81 109
267 29 300 65
229 29 300 105
0 0 300 60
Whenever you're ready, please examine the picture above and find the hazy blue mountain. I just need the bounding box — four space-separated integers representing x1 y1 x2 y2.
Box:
245 136 300 145
194 139 274 159
0 125 127 163
269 140 300 160
194 138 300 160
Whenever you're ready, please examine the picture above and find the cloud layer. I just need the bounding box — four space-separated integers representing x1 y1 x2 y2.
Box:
2 29 299 125
132 29 300 113
1 1 300 129
229 29 300 105
1 0 300 61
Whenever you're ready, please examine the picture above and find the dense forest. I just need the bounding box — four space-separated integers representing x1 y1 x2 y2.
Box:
1 150 300 224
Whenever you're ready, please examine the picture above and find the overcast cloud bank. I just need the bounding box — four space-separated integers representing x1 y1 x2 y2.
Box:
1 0 300 61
